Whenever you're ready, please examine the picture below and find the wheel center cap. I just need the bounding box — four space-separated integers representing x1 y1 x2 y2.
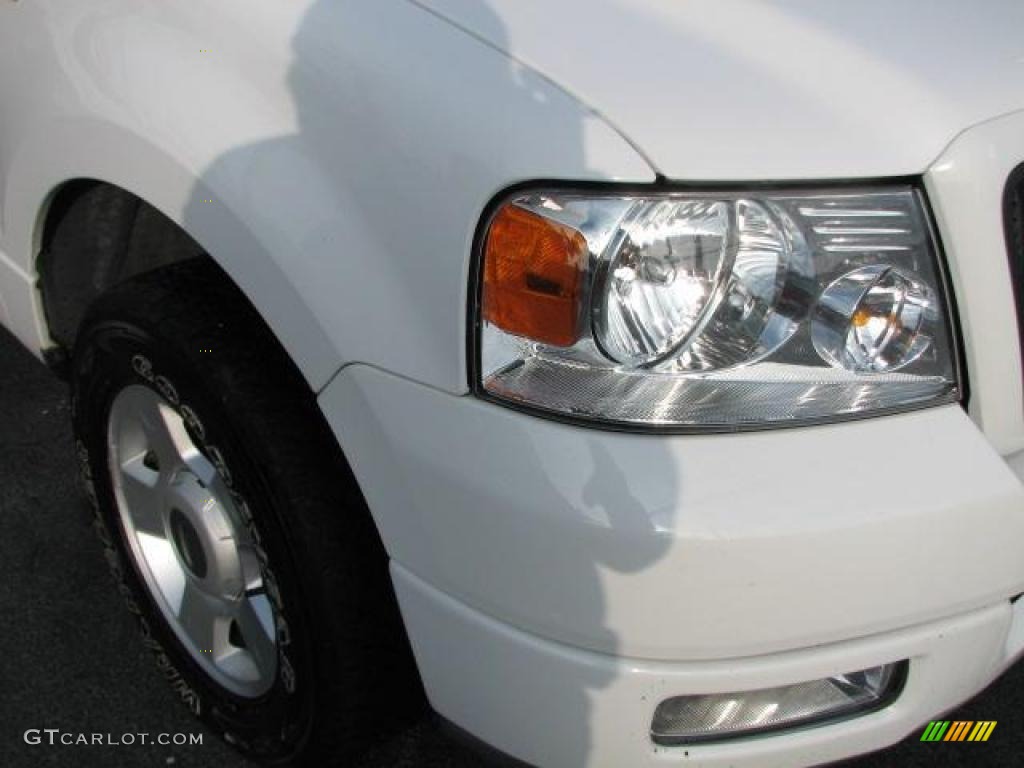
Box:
168 507 208 578
164 473 244 597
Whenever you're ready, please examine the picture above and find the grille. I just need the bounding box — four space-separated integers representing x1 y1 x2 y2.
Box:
1004 164 1024 372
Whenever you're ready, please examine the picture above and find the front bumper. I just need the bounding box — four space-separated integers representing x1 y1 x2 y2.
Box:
395 564 1024 768
319 363 1024 766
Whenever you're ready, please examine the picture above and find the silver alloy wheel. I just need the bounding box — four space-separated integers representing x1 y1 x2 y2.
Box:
107 385 277 698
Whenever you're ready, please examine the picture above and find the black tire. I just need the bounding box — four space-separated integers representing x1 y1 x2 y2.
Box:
71 258 423 764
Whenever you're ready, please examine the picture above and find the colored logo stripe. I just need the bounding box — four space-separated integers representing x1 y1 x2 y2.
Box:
920 721 996 742
921 721 949 741
969 722 997 742
945 721 972 741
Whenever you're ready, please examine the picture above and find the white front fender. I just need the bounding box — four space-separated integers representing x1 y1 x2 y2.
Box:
0 0 653 390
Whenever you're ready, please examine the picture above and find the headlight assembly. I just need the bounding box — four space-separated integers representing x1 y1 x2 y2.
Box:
473 185 960 430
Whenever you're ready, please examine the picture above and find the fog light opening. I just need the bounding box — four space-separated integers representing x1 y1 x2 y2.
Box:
651 661 907 745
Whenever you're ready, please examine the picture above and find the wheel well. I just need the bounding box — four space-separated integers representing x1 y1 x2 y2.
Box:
36 183 420 708
37 180 207 364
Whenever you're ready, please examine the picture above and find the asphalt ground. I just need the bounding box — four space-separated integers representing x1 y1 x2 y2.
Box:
0 324 1021 768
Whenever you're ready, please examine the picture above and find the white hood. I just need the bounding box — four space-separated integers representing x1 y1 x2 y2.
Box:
415 0 1024 180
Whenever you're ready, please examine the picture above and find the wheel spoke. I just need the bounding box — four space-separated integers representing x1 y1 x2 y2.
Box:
178 583 223 654
138 533 186 609
238 544 264 593
233 594 278 681
118 455 165 537
134 392 215 482
182 446 219 489
136 394 186 469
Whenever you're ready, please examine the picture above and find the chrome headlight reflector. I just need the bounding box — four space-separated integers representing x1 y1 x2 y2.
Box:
475 186 958 429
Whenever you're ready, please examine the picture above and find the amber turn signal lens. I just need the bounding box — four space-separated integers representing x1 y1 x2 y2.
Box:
482 204 587 347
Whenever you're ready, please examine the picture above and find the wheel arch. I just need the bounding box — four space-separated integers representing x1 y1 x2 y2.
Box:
7 118 340 391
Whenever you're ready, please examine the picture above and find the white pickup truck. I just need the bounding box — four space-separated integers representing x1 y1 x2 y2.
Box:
2 1 1024 766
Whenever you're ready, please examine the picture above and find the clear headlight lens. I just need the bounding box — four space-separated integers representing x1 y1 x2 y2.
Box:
476 186 959 429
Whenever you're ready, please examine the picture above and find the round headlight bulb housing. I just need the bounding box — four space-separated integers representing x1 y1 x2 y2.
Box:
594 199 812 371
593 200 730 367
811 265 940 373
